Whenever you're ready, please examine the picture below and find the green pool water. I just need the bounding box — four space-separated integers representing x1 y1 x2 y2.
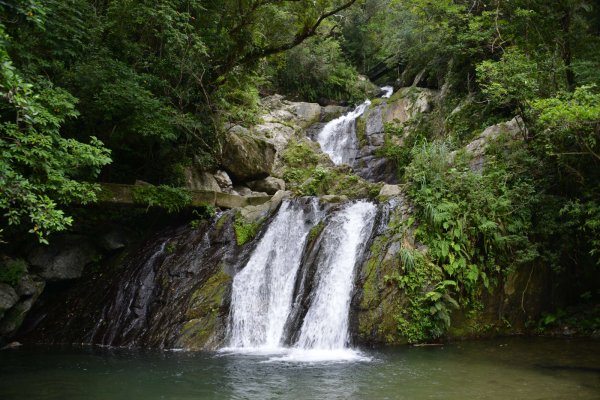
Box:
0 337 598 399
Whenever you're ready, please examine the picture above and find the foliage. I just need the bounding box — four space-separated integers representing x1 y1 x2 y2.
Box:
269 36 362 102
405 141 537 296
308 221 326 242
0 258 27 286
476 48 542 110
385 140 541 341
190 206 217 230
233 217 262 246
282 141 321 169
131 185 191 213
0 19 111 243
284 165 381 198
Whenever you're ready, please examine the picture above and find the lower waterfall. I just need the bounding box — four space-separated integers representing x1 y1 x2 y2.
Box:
227 199 320 350
223 199 377 361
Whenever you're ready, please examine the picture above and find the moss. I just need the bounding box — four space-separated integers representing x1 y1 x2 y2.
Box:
370 97 385 107
180 269 231 349
234 215 262 245
132 184 192 213
357 232 409 345
215 214 229 231
308 221 325 242
282 140 321 169
0 258 27 286
355 116 368 148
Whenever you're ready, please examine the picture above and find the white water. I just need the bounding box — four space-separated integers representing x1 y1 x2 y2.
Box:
316 100 371 165
294 201 377 350
226 199 319 350
223 200 378 362
316 86 394 165
381 85 394 98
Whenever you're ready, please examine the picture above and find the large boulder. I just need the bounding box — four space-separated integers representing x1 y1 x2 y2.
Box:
252 122 296 154
183 167 221 192
290 102 321 128
27 235 98 281
221 132 276 181
247 177 286 195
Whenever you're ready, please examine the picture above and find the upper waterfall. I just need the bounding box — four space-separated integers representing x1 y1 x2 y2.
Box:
316 100 371 165
315 86 394 166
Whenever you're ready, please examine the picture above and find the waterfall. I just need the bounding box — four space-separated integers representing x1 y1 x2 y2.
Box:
224 199 377 362
315 86 394 166
316 100 371 165
294 201 377 350
226 199 320 350
381 85 394 98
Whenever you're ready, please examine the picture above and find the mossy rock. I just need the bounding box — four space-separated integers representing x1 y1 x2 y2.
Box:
179 269 231 350
357 234 408 345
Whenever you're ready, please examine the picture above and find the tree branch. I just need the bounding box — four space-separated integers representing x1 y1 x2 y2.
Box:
240 0 357 64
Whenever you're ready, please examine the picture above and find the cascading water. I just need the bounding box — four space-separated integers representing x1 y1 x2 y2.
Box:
316 86 394 166
226 199 320 350
224 199 377 362
316 100 371 165
293 201 377 353
381 85 394 98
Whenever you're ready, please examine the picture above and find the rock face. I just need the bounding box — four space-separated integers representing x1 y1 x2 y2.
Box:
27 236 98 281
17 211 253 350
352 87 438 184
221 131 277 182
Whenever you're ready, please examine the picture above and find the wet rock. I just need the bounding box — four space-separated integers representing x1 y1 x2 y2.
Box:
0 296 40 336
16 274 44 297
27 236 98 281
1 341 21 350
320 194 349 204
239 190 289 223
221 132 276 181
247 177 285 195
100 229 131 251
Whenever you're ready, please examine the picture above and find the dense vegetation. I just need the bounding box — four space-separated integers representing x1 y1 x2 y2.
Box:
1 0 599 340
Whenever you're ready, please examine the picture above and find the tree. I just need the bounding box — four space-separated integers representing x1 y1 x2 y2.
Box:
0 5 111 243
